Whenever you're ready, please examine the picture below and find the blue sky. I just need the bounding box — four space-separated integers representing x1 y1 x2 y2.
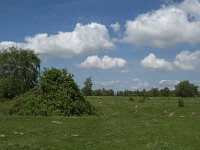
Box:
1 0 200 91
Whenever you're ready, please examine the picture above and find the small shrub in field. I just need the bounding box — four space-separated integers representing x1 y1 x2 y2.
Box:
9 68 96 116
178 99 184 107
129 97 135 102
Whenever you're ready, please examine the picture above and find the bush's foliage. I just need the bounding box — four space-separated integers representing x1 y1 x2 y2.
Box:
9 68 95 116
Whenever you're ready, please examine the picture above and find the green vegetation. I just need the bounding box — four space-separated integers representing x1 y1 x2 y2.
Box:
178 99 184 107
160 87 170 97
9 68 95 116
175 80 199 97
82 77 93 97
0 96 200 149
93 88 114 96
116 88 176 97
0 47 40 99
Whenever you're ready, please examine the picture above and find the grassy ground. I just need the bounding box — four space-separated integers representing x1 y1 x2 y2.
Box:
0 96 200 150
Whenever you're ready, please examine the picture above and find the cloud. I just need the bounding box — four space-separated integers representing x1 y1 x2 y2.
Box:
110 23 121 32
0 23 114 57
159 80 180 89
158 79 200 89
159 80 180 85
141 50 200 71
94 80 129 91
132 78 150 90
0 41 20 50
179 0 200 19
94 80 128 87
190 80 200 88
78 55 127 69
173 50 200 70
141 53 172 71
94 79 150 91
123 0 200 48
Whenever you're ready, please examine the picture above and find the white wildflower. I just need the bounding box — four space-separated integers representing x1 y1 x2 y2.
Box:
0 134 5 137
52 121 62 124
71 134 79 137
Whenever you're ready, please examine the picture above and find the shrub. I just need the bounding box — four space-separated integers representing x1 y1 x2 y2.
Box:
129 96 135 102
9 68 96 116
178 99 184 107
129 97 135 102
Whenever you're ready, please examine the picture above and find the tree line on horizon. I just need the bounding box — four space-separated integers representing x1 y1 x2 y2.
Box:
82 79 200 97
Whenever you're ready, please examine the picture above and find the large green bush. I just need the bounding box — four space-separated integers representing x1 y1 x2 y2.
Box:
9 68 95 116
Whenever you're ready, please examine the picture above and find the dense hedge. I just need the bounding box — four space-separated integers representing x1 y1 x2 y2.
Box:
9 68 96 116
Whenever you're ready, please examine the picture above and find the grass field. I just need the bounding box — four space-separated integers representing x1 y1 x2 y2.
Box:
0 96 200 150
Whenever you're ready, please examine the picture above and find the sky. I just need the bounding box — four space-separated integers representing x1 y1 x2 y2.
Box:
1 0 200 91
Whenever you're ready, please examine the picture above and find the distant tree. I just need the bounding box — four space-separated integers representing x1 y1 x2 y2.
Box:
101 88 106 96
0 47 40 99
107 89 114 96
142 89 148 97
149 88 159 97
93 89 102 96
93 88 114 96
134 90 142 97
82 77 93 97
160 87 170 97
116 91 124 96
175 81 198 97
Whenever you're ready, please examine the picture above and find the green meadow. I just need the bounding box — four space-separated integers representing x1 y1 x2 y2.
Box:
0 96 200 150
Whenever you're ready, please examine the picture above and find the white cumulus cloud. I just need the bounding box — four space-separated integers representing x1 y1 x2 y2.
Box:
78 55 127 69
0 41 20 50
110 23 121 32
123 0 200 48
179 0 200 19
141 53 172 71
94 80 130 91
0 23 114 57
158 80 180 89
94 79 150 91
132 78 150 90
174 50 200 70
159 80 180 85
191 80 200 88
94 80 128 87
